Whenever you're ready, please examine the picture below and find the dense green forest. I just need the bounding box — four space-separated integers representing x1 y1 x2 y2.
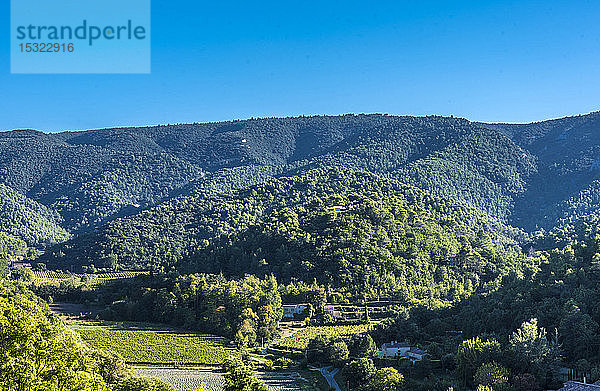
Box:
365 237 600 389
0 184 69 246
0 113 597 244
0 129 205 233
481 112 600 230
2 113 600 262
184 193 530 300
38 168 523 273
455 238 600 364
1 113 599 252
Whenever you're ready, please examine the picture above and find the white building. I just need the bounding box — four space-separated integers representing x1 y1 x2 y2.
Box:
406 347 427 362
378 342 427 362
558 380 600 390
324 305 343 320
378 341 411 358
282 304 309 320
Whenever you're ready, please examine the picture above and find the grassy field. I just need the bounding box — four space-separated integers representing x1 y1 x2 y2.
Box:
73 322 231 365
274 324 371 350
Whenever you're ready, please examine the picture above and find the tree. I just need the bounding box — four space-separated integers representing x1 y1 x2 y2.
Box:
427 342 443 360
509 318 560 383
327 341 350 367
235 314 257 349
441 354 456 372
0 282 173 391
360 367 404 391
223 358 268 391
474 362 508 387
114 377 176 391
456 337 501 386
513 373 541 391
91 349 130 384
307 335 331 363
348 334 377 358
559 305 599 362
342 358 376 388
0 254 8 278
0 290 108 391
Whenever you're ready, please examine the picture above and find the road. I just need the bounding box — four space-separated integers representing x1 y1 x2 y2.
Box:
259 326 341 390
260 326 304 354
309 366 341 391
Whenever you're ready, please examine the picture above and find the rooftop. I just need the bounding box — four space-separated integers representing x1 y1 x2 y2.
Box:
560 381 600 391
382 341 410 348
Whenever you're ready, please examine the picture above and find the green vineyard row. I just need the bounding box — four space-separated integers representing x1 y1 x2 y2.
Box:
31 270 149 281
274 324 371 350
77 328 231 365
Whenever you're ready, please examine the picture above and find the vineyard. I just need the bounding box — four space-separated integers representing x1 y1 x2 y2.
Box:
133 368 327 391
274 324 371 350
134 368 225 391
30 270 148 285
258 371 327 391
75 326 231 365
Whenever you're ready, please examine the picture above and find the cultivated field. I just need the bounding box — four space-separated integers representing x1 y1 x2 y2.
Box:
31 270 148 285
134 367 224 391
74 323 230 365
274 324 371 350
133 367 327 391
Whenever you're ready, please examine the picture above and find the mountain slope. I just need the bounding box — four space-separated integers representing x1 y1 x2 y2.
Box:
0 115 535 238
2 112 600 249
38 167 524 272
481 111 600 230
285 116 536 221
0 184 69 246
0 129 205 232
183 191 530 299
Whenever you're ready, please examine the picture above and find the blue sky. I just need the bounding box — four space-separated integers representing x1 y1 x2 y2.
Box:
2 0 600 132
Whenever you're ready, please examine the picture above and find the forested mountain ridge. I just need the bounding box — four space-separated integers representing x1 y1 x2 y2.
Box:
0 129 206 233
39 167 524 272
5 113 600 391
0 115 534 237
1 111 600 255
182 191 532 301
0 183 69 246
480 111 600 230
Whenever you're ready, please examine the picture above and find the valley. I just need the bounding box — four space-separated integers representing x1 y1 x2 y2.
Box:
3 112 600 390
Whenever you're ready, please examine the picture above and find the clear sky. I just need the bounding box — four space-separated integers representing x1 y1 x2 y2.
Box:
2 0 599 132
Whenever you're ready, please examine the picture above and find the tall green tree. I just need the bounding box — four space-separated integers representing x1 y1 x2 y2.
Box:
342 358 376 388
222 358 268 391
474 362 508 388
0 290 107 390
360 367 404 391
456 337 501 387
509 318 560 385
